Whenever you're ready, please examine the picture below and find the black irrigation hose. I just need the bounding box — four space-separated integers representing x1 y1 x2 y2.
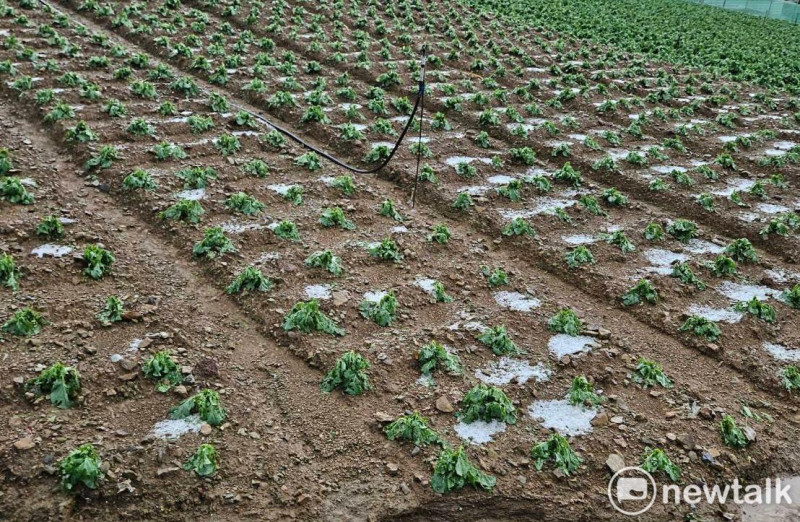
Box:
246 70 426 176
37 0 429 177
410 45 428 208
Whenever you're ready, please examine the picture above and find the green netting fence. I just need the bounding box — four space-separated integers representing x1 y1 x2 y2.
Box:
683 0 800 24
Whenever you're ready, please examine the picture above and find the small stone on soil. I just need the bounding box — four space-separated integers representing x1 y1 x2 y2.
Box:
435 396 454 413
14 438 35 451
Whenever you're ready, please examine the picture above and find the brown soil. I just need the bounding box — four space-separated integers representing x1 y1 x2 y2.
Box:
2 1 800 521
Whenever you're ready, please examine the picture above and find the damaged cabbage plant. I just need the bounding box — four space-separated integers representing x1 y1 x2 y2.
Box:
304 250 343 276
142 350 183 393
477 325 522 356
3 307 45 336
320 350 370 395
96 295 124 325
456 384 517 425
59 443 103 493
183 443 218 477
170 389 227 426
418 340 462 376
530 433 582 476
359 290 398 327
25 362 81 408
283 299 345 336
430 446 496 494
384 412 445 447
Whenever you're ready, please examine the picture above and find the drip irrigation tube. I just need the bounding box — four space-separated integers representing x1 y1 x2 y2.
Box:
37 0 428 177
246 47 427 176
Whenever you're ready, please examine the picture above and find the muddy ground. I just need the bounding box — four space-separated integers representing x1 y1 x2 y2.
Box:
2 0 800 521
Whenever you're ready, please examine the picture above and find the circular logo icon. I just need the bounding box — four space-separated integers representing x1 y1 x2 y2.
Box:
608 466 657 516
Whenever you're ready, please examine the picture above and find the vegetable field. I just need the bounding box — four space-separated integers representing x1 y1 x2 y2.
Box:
2 0 800 519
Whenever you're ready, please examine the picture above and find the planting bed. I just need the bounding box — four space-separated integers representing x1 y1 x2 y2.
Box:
2 0 800 520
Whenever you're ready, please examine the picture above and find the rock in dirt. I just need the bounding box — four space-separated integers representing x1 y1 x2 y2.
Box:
332 291 350 307
156 467 180 477
14 437 35 451
193 358 218 378
117 479 136 494
677 433 695 450
435 396 454 413
591 411 609 427
119 359 138 371
121 311 143 321
374 412 394 423
606 453 625 474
